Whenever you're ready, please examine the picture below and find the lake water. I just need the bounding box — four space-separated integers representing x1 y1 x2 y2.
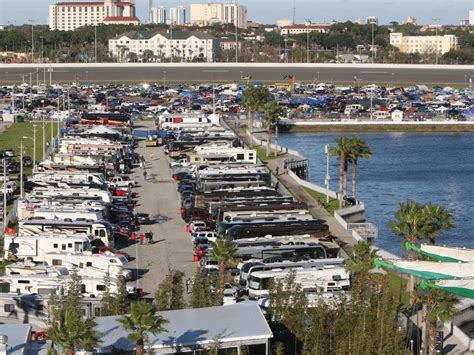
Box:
278 132 474 255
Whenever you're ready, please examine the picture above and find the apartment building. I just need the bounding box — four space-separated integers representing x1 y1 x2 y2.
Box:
48 0 140 31
109 30 219 62
390 33 459 55
169 6 186 25
149 6 166 24
280 22 331 35
190 3 247 29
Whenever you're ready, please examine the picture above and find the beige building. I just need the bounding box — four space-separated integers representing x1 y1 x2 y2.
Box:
190 3 247 29
48 0 140 31
280 22 331 35
109 30 219 62
390 33 458 55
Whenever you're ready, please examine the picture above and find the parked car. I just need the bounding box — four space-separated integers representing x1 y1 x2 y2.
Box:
22 156 33 167
137 212 152 225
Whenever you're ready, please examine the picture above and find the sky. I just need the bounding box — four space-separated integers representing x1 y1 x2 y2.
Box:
0 0 472 26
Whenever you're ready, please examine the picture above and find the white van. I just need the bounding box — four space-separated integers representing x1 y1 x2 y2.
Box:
372 111 391 120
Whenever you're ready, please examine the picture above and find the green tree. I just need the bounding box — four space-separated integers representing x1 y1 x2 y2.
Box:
418 289 458 355
154 270 185 311
113 275 130 315
127 52 138 62
141 49 155 63
242 86 271 131
387 200 455 258
100 272 115 316
347 136 372 199
48 286 64 325
48 308 101 355
118 302 168 355
345 241 378 276
190 268 221 308
64 267 82 310
210 239 240 297
329 135 352 207
263 101 286 157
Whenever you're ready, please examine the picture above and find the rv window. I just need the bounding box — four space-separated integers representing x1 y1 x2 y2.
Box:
61 244 66 250
237 154 245 160
86 262 92 267
52 259 62 266
96 285 105 291
68 243 72 248
79 263 84 268
18 280 30 284
94 307 102 317
81 284 86 294
99 229 106 237
0 283 10 293
53 243 58 249
4 304 14 312
64 218 72 222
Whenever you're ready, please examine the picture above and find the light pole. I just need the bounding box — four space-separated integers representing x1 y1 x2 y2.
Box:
432 18 440 65
41 100 46 160
32 125 38 171
371 22 375 63
20 136 30 198
306 22 310 63
325 144 331 203
94 24 98 63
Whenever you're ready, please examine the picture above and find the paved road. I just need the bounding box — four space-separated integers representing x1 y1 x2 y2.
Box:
122 121 195 298
1 64 473 85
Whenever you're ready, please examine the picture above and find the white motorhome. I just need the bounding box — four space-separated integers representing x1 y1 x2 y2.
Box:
248 265 350 299
30 171 107 188
19 219 114 247
0 272 130 298
222 209 311 222
3 234 93 262
159 113 219 129
20 207 104 222
27 187 112 204
42 252 132 280
187 148 257 165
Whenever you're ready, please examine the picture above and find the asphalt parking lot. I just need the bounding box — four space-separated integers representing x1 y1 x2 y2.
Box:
122 121 196 298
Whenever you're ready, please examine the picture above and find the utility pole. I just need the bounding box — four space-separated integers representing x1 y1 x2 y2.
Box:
29 20 34 63
306 21 310 63
432 18 441 65
235 10 239 63
371 22 375 63
292 0 296 25
94 24 97 63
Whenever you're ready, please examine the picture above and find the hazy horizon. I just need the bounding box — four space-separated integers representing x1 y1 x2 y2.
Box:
0 0 471 26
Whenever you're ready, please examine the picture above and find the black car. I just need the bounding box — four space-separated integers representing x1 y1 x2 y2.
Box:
137 212 152 225
22 156 33 167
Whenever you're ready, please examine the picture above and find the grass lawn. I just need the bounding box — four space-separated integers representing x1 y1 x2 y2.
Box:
303 187 340 215
387 272 410 306
252 145 287 161
0 122 55 165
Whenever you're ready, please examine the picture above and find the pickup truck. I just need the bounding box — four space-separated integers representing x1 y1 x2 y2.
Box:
108 176 137 189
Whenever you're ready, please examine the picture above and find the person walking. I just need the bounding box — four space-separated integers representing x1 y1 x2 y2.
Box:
143 169 147 181
139 233 145 245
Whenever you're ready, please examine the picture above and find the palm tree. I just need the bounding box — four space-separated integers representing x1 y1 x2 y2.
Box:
388 200 455 259
118 302 168 355
348 136 372 199
211 239 240 296
48 308 100 355
329 135 352 207
418 289 458 355
263 101 286 157
242 86 271 132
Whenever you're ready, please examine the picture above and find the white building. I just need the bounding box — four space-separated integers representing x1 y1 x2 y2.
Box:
149 6 166 24
390 32 459 55
190 3 247 29
48 0 140 31
469 10 474 26
280 22 331 35
109 30 219 62
169 6 186 25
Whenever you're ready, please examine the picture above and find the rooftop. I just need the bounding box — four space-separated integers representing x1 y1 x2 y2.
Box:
94 302 272 352
112 30 216 40
103 16 140 22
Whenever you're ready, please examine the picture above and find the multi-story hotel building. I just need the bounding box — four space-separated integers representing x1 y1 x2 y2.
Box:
48 0 140 31
109 30 219 62
390 33 459 55
149 6 167 24
190 3 247 29
169 6 186 25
